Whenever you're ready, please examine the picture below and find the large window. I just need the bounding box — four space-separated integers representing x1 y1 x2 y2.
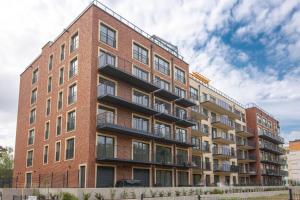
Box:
154 122 171 139
67 110 76 132
47 76 52 93
56 116 62 136
132 116 149 132
133 141 149 162
60 44 65 61
59 67 64 85
57 91 63 110
43 145 49 164
132 90 149 107
29 108 36 124
175 107 187 119
154 76 170 91
70 32 79 52
28 129 34 145
98 77 116 96
156 146 172 164
176 149 188 165
32 68 38 84
26 172 32 188
99 51 116 67
154 98 171 114
68 83 77 105
97 105 115 124
178 171 189 186
174 67 186 84
66 138 75 160
97 135 114 159
133 66 149 81
133 43 148 64
69 57 78 79
46 98 51 116
48 55 53 71
176 128 187 143
156 170 172 187
174 87 186 98
31 88 37 105
55 141 61 162
100 23 116 48
45 121 50 140
27 150 33 167
154 56 170 75
189 87 198 101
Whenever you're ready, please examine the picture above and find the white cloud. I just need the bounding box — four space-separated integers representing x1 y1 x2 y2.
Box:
0 0 299 148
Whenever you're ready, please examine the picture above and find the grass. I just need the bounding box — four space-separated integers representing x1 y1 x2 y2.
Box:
247 194 288 200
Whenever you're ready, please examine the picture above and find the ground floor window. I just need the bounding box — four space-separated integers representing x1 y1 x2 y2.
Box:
178 171 189 186
206 175 210 186
133 168 150 187
156 170 172 187
79 165 86 188
214 175 220 185
96 166 115 188
25 172 32 188
193 174 201 186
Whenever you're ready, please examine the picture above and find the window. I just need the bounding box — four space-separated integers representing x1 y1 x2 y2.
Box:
132 115 149 132
132 90 149 107
79 165 86 188
68 83 77 105
176 149 188 165
27 150 33 167
133 141 149 162
174 67 186 84
57 91 63 110
60 44 65 61
98 77 116 96
47 76 52 93
56 116 62 136
55 141 61 162
70 32 79 52
46 98 51 116
69 57 78 79
97 105 115 124
154 56 170 76
154 98 171 114
154 76 170 91
176 128 187 143
45 121 50 140
190 87 198 101
25 172 32 188
67 110 76 132
174 87 186 98
32 68 38 84
133 66 149 81
156 170 172 187
99 51 116 67
59 67 64 85
154 122 171 139
133 43 148 64
66 138 75 160
156 146 172 164
43 145 49 164
100 23 116 48
178 171 188 186
28 129 34 145
97 135 114 159
175 107 187 119
48 55 53 71
31 88 37 104
29 108 36 124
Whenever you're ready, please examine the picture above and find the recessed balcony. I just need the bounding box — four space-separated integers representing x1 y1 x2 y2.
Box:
235 125 254 138
213 164 239 173
237 153 256 163
96 113 194 147
211 116 235 131
97 84 158 115
191 106 209 121
191 124 209 137
192 143 210 154
200 95 240 119
259 142 285 155
236 139 256 150
98 54 159 92
261 169 285 177
212 147 236 159
153 83 180 101
174 93 196 108
191 161 211 171
260 157 283 165
212 132 235 144
258 130 284 144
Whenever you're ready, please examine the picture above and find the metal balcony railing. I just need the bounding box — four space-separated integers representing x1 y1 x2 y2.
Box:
237 153 255 160
258 130 284 144
260 142 285 154
212 147 236 157
213 164 239 172
211 116 235 129
212 132 235 143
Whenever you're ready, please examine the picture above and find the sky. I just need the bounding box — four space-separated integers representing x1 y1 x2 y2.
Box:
0 0 299 148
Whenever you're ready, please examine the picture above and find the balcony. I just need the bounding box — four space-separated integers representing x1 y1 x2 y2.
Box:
191 106 209 121
97 84 158 115
96 113 194 147
200 95 240 119
211 116 235 131
261 169 286 177
239 167 257 175
98 54 159 92
236 139 256 150
212 147 236 159
192 143 210 154
174 113 196 128
153 82 180 101
191 124 209 137
258 130 284 144
235 126 254 137
213 164 239 173
237 153 256 162
212 132 235 144
259 142 285 155
260 156 284 165
174 93 196 108
191 161 211 171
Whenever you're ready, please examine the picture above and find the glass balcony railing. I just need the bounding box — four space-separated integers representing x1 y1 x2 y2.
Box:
258 130 284 144
212 147 236 157
212 132 235 143
213 163 239 172
211 116 235 129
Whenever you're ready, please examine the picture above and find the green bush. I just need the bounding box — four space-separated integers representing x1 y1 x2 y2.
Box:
82 192 91 200
60 192 78 200
95 193 104 200
210 189 224 194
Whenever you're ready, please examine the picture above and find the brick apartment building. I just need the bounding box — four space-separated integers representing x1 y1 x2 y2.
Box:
13 1 285 188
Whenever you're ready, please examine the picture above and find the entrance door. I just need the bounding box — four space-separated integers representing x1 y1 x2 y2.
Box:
193 174 201 186
96 166 114 187
79 165 86 188
205 175 210 186
133 168 150 187
225 176 230 186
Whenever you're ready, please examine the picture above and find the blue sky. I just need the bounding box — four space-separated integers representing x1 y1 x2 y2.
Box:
0 0 299 146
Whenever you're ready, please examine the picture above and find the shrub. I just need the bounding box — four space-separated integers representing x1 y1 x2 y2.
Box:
210 189 224 194
131 191 136 199
159 191 164 197
60 192 78 200
150 190 157 198
121 190 129 199
49 193 59 200
167 191 172 197
82 192 91 200
110 189 116 200
95 193 104 200
182 189 187 196
188 189 194 196
175 190 181 196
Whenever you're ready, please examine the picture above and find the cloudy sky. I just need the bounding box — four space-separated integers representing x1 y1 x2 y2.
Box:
0 0 299 148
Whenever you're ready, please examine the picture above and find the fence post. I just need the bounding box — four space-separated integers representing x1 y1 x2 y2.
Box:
51 172 54 188
38 174 41 188
140 193 144 200
198 194 201 200
66 170 69 188
289 188 293 200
